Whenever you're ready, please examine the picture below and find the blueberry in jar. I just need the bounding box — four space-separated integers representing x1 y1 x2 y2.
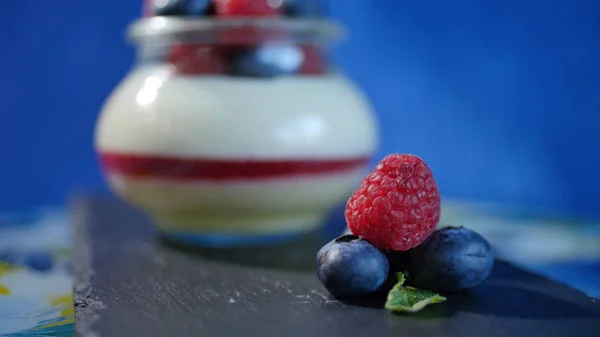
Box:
283 0 327 17
153 0 212 16
229 44 304 77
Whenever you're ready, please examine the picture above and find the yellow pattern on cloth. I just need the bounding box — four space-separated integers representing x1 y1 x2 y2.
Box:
33 317 75 330
27 294 75 330
0 283 9 295
49 294 75 317
0 262 18 295
0 262 19 275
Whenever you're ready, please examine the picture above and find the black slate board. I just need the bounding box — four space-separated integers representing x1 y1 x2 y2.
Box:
72 195 600 337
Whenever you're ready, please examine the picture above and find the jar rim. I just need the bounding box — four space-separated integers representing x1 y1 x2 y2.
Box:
128 17 346 43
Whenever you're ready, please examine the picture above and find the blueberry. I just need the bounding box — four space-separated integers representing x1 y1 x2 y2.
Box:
23 252 54 272
283 0 328 17
317 235 389 298
229 44 304 78
153 0 212 16
408 226 494 293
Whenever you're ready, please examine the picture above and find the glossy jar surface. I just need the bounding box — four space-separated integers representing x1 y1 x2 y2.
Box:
95 18 379 245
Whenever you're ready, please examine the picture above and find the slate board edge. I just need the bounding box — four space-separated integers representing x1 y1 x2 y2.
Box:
72 196 105 337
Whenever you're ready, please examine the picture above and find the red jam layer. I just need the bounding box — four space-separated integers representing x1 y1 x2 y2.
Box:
100 152 371 181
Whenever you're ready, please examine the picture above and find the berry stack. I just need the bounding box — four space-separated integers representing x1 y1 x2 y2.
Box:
317 154 495 310
142 0 329 77
145 0 326 18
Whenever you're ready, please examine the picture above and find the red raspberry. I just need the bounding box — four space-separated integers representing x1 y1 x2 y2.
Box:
217 26 286 45
214 0 284 44
299 44 327 75
345 154 441 251
167 44 226 75
214 0 281 17
142 0 152 17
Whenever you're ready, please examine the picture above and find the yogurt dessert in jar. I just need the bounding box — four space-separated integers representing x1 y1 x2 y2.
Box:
95 0 379 246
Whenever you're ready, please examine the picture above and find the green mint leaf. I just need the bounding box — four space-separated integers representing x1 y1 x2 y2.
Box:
395 271 406 285
385 273 446 313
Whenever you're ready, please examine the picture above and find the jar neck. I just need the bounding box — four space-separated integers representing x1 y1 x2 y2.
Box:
128 17 344 44
129 17 342 78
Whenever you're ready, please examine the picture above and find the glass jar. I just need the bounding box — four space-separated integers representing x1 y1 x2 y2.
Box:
95 17 379 246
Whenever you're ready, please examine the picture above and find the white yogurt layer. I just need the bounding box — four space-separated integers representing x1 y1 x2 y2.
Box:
96 65 378 159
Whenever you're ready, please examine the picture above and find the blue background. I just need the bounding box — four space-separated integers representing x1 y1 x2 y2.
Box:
1 1 599 216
